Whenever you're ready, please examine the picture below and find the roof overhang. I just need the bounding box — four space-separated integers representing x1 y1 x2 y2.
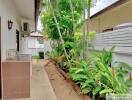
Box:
13 0 41 31
90 0 129 19
13 0 35 20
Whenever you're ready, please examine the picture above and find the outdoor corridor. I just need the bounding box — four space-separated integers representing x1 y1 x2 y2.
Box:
30 60 57 100
12 60 83 100
30 60 82 100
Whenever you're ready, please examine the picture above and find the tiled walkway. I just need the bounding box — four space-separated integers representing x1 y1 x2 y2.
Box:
10 60 57 100
30 60 57 100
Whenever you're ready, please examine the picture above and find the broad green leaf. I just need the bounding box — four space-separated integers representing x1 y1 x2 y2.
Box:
75 69 84 74
100 89 113 95
93 86 101 95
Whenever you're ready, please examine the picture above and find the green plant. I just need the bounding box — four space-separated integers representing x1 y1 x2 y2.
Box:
69 60 102 100
46 50 59 59
93 47 132 96
95 61 132 94
41 0 83 39
93 46 115 66
69 47 132 100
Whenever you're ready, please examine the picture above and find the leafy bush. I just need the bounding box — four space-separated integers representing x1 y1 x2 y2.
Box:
69 47 132 100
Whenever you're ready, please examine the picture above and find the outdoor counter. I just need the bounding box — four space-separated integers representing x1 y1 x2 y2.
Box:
2 54 31 100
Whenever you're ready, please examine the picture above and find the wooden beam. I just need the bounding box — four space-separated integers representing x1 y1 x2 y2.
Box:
35 0 41 31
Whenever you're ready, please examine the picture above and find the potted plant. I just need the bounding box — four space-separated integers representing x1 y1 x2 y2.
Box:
39 51 44 59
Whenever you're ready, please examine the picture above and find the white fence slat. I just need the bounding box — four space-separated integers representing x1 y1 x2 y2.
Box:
94 28 132 53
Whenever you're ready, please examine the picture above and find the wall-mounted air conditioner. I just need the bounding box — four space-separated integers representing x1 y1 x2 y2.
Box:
22 22 29 32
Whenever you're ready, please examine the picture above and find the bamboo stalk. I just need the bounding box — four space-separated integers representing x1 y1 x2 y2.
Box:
86 0 91 58
69 0 76 34
83 0 87 59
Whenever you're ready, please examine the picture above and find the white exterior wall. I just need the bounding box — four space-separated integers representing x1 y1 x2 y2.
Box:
20 37 30 54
21 37 44 56
0 0 21 60
28 37 44 56
19 19 36 54
29 48 44 56
0 0 36 60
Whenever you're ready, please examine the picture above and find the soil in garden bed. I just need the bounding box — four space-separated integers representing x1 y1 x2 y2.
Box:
44 60 88 100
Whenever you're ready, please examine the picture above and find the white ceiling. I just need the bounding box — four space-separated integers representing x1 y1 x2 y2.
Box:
13 0 35 20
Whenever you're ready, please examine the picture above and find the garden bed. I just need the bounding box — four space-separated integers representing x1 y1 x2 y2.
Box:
44 59 91 100
44 58 132 100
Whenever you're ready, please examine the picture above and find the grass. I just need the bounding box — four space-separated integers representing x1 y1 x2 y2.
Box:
32 56 40 59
